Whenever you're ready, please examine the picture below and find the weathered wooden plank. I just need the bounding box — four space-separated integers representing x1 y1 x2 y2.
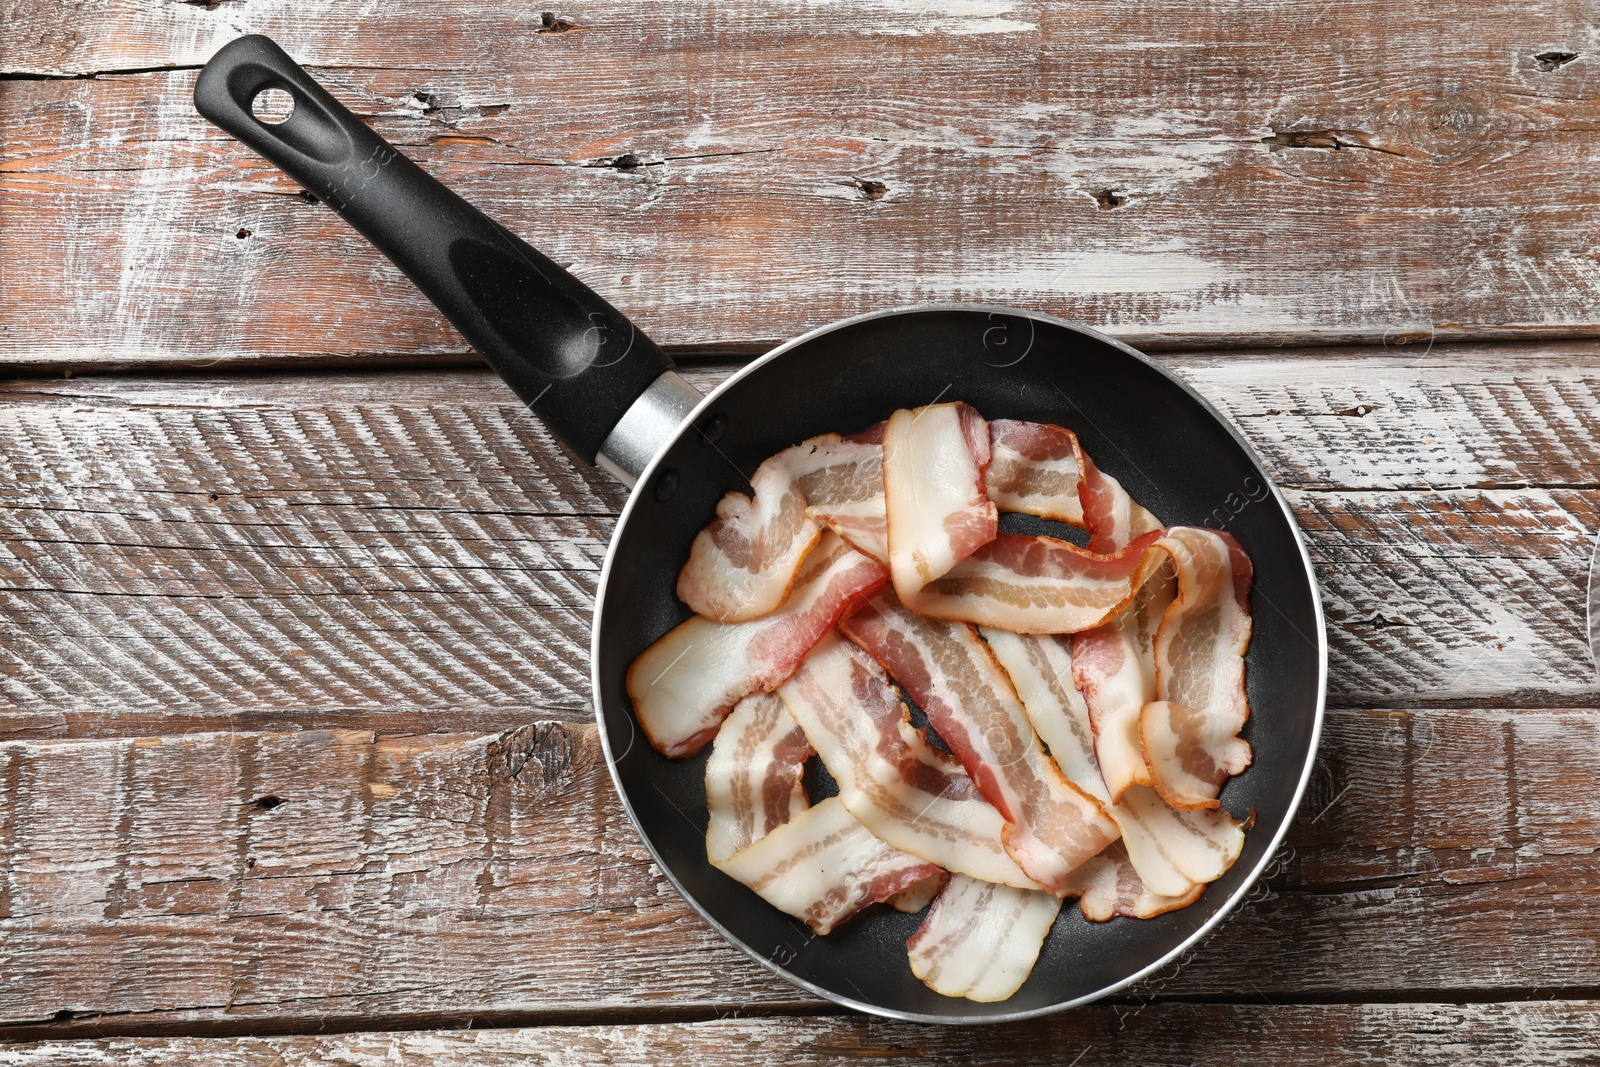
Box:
0 708 1594 1035
4 483 1588 729
1176 341 1600 492
2 354 1597 735
6 1 1600 363
3 1002 1599 1066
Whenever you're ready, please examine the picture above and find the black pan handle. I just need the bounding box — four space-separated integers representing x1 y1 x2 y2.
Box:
194 34 673 465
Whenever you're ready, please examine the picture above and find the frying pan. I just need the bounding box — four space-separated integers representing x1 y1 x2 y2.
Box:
195 35 1326 1023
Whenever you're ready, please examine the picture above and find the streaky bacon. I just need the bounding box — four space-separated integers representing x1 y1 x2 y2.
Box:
1141 527 1255 808
808 497 889 563
906 873 1062 1002
1142 699 1252 811
777 632 1040 889
1057 842 1204 921
841 594 1117 893
903 528 1167 634
721 796 947 935
704 693 812 866
1078 447 1163 553
1115 784 1246 892
980 628 1105 793
677 431 884 622
983 627 1229 905
987 418 1159 553
1072 565 1176 801
887 877 945 914
883 402 998 601
987 419 1085 527
634 402 1255 991
629 532 888 758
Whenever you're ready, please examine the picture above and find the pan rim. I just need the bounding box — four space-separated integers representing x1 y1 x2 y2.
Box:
590 302 1328 1024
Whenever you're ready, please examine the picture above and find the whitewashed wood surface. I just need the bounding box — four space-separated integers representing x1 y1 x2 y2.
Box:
7 0 1600 363
3 346 1596 740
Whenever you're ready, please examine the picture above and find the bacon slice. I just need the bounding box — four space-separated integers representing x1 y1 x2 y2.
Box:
628 532 888 758
1114 784 1246 892
903 528 1166 634
808 497 889 563
1078 447 1163 554
704 693 812 866
883 403 998 601
986 418 1158 554
1057 841 1204 921
986 419 1085 526
841 595 1117 893
777 633 1040 889
677 432 884 622
907 874 1062 1002
720 796 947 935
979 628 1104 794
983 627 1224 906
1072 565 1176 801
887 877 945 914
1141 527 1255 808
1142 701 1253 811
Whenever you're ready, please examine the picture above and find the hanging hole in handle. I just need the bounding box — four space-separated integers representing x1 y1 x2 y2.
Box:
251 86 296 125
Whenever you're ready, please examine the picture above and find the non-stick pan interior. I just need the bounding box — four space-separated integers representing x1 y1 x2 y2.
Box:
593 307 1324 1022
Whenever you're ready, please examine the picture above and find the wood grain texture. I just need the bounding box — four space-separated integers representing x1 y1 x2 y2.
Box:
3 1002 1599 1065
7 1 1600 364
0 708 1595 1036
2 348 1598 738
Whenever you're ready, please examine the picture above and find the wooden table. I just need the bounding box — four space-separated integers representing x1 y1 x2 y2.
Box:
3 2 1600 1062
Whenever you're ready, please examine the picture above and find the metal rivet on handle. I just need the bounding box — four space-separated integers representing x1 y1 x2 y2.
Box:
653 467 679 503
697 414 727 445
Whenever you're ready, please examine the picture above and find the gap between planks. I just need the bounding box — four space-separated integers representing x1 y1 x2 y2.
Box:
3 992 1600 1045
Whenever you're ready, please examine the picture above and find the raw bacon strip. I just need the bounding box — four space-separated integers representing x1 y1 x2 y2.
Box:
987 418 1159 552
792 433 887 555
1072 566 1176 801
721 796 947 935
1114 784 1246 892
677 432 883 622
888 878 945 914
1078 448 1163 554
808 497 889 563
987 419 1085 526
983 628 1215 905
883 402 998 600
777 632 1040 889
1142 527 1255 808
704 693 812 866
980 629 1104 794
904 528 1166 635
907 874 1061 1002
841 595 1117 893
1142 701 1253 811
628 532 888 758
1057 842 1203 921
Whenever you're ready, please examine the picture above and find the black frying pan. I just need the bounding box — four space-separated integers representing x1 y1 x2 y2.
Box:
195 35 1326 1024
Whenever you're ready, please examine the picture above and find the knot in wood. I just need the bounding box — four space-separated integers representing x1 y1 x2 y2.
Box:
488 722 574 796
1378 91 1492 163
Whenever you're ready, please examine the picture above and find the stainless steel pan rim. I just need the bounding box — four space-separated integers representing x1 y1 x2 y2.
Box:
590 301 1328 1025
